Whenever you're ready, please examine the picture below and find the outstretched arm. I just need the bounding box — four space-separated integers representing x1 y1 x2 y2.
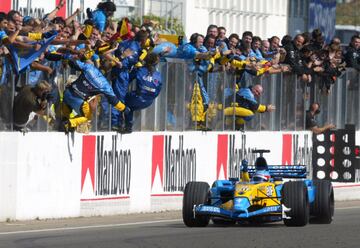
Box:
45 0 65 21
65 8 81 26
311 124 335 134
241 159 250 182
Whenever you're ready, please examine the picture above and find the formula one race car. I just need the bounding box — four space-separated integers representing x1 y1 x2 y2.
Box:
182 150 334 227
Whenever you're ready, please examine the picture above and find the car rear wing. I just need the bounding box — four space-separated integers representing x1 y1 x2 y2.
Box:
247 165 307 179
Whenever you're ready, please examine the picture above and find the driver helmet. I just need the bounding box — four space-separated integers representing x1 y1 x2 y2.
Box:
253 170 271 182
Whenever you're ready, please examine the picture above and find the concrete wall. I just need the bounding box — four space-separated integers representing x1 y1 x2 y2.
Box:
0 131 359 221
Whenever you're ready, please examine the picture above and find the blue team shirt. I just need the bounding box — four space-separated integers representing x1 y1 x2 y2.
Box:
133 67 162 100
0 30 8 45
91 10 107 32
70 60 119 105
115 40 141 69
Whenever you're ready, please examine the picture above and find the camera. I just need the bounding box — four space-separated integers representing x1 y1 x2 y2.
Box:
40 91 53 102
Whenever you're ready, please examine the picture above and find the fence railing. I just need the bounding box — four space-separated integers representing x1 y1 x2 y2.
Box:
0 58 359 132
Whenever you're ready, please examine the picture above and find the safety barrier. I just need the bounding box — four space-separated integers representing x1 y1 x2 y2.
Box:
0 131 359 221
1 58 360 132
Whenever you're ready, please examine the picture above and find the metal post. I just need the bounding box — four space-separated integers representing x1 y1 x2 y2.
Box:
232 75 236 131
182 63 186 131
170 0 174 31
80 0 84 23
358 71 360 129
221 71 225 131
279 72 283 131
164 62 169 131
26 0 31 16
165 0 168 30
139 0 144 24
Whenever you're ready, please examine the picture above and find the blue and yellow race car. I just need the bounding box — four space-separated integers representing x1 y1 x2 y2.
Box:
182 150 334 227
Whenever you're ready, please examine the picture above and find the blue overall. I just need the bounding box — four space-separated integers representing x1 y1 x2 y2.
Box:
64 60 120 114
124 67 162 128
110 39 141 127
90 10 107 32
179 43 210 106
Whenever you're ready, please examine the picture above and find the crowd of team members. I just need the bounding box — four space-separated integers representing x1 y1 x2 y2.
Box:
0 0 360 132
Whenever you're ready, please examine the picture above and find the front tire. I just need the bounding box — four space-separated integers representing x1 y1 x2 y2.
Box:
282 181 309 226
182 182 210 227
310 180 334 224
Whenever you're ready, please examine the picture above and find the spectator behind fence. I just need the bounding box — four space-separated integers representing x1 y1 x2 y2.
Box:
217 26 228 46
283 34 322 83
306 102 335 134
13 80 52 132
0 2 358 133
86 1 116 32
344 34 360 71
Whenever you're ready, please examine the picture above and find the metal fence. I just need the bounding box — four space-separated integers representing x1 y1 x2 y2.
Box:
1 57 360 132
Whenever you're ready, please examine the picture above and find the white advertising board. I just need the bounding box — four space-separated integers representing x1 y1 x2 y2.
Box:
0 131 358 221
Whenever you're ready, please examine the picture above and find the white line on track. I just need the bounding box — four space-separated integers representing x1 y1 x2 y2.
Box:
0 219 182 236
335 206 360 210
1 205 360 236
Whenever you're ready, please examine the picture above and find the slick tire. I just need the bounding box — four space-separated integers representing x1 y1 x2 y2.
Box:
282 181 309 226
182 181 210 227
310 180 334 224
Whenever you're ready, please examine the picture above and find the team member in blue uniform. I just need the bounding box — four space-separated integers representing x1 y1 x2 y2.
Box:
178 33 212 109
110 30 149 130
0 11 28 46
61 56 129 133
122 53 162 133
224 84 275 130
86 1 116 33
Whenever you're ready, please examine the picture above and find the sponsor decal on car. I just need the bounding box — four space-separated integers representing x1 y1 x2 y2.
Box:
201 206 221 213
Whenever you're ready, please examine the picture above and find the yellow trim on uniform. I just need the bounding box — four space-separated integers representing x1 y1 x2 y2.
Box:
241 171 250 182
83 24 93 39
28 32 43 40
68 101 92 128
139 49 148 61
231 59 248 69
84 49 95 60
257 104 267 113
224 106 254 117
114 101 126 112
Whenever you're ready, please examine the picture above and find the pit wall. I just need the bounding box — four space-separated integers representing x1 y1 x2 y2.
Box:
0 131 359 221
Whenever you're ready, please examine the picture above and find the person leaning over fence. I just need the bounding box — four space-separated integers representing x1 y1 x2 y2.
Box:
60 55 129 133
110 30 148 131
122 53 162 134
223 84 276 131
86 1 116 33
306 102 335 134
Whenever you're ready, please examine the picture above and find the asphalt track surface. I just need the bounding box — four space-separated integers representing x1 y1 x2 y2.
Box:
0 201 359 248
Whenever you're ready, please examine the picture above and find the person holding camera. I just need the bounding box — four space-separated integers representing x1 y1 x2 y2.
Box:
306 102 335 134
13 80 52 132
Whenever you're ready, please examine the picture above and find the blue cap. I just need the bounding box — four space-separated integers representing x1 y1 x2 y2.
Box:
23 16 33 25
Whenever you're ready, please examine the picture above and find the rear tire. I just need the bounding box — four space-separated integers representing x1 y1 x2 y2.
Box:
182 182 210 227
282 181 309 226
310 180 334 224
